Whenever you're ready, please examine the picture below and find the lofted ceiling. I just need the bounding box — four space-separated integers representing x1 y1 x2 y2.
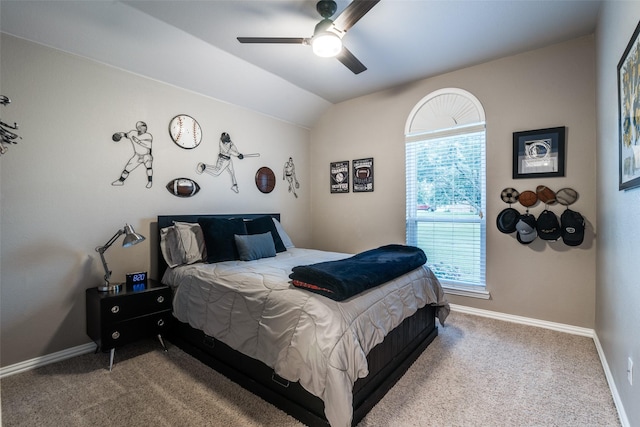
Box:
0 0 602 128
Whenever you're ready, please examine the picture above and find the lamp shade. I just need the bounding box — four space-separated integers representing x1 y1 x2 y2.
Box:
122 224 145 247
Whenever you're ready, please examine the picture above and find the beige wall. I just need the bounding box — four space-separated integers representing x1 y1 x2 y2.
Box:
311 36 597 329
0 35 311 367
596 2 640 426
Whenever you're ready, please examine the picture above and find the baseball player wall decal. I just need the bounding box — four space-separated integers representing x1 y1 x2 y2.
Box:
196 132 259 193
283 157 300 198
111 121 154 188
1 95 22 157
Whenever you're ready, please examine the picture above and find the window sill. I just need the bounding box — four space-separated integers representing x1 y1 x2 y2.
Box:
442 284 490 300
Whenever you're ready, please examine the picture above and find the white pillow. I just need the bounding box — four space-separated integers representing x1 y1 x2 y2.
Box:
272 218 295 248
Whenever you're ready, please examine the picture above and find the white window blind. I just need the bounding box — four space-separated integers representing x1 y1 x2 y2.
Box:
406 128 486 288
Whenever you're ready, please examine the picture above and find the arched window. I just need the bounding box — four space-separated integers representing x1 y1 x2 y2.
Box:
405 88 487 295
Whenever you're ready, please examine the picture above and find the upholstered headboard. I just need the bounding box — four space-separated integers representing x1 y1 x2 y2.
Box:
156 213 281 279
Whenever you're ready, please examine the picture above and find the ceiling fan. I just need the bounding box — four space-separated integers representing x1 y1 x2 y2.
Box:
237 0 380 74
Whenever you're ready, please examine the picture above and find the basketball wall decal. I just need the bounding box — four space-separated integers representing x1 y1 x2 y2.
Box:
166 178 200 197
255 167 276 193
518 190 538 207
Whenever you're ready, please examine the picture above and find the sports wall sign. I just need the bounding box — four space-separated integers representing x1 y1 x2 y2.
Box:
330 160 349 193
353 157 374 192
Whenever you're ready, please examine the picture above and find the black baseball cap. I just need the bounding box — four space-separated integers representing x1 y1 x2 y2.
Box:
537 210 561 241
497 208 520 233
561 209 585 246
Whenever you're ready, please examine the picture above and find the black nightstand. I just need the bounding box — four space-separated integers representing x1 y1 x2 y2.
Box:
86 279 172 370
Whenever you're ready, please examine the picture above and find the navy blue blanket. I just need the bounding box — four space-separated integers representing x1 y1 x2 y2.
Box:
289 244 427 301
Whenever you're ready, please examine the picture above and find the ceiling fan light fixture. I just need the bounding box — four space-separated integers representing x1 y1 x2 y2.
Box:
312 31 342 57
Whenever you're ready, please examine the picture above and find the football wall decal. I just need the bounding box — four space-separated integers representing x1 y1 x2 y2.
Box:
166 178 200 198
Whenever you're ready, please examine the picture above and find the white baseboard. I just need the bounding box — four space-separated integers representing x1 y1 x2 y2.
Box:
593 333 630 427
0 342 96 379
450 303 629 427
449 303 595 337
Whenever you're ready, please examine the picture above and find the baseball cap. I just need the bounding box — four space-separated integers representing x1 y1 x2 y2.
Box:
536 210 561 241
561 209 585 246
515 213 537 244
496 207 520 234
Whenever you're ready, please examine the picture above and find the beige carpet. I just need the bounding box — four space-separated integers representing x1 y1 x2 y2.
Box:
0 311 620 426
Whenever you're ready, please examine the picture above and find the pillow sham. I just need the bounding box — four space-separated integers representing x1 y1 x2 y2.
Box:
198 217 247 262
245 215 286 253
272 217 295 249
159 222 207 267
160 225 181 268
234 232 276 261
174 221 207 264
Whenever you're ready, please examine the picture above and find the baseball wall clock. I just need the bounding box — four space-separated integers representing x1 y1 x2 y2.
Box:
169 114 202 149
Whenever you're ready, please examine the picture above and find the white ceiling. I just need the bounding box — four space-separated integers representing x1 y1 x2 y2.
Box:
0 0 602 128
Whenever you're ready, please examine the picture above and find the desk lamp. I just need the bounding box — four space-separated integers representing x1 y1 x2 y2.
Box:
96 224 145 292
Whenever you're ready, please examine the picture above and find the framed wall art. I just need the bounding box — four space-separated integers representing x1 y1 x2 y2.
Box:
330 161 349 193
512 127 565 179
352 157 374 192
618 20 640 191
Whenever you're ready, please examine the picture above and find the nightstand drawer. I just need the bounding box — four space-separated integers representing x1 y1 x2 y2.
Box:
101 310 172 349
100 287 172 322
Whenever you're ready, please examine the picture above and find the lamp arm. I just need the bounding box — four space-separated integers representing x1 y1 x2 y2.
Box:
95 229 125 285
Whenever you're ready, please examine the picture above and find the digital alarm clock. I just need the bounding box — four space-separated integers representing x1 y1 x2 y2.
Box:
126 271 147 287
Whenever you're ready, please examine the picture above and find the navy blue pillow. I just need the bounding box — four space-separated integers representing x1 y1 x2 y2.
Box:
245 215 286 253
198 217 247 262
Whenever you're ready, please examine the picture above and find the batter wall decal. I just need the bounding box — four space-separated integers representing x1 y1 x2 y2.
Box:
283 157 300 198
1 95 22 156
196 132 259 193
111 121 154 188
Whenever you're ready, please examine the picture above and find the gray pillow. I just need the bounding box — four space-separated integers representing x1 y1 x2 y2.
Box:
234 232 277 261
160 222 207 268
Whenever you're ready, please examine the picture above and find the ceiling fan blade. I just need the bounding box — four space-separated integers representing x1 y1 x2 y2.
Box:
237 37 307 44
332 0 380 33
337 47 367 74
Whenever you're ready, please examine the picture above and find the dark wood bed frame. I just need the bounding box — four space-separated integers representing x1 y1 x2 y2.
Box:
157 214 439 427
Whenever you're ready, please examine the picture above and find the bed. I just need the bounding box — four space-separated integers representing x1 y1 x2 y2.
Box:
157 213 449 427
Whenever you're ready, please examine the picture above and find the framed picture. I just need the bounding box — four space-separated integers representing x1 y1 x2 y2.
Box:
618 20 640 191
353 157 374 192
512 127 566 179
330 161 349 193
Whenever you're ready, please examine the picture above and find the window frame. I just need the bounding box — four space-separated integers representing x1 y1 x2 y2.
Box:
405 89 488 298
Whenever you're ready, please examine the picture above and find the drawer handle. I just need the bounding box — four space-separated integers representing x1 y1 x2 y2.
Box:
157 319 165 327
271 373 290 388
156 296 165 304
112 331 120 340
110 305 120 314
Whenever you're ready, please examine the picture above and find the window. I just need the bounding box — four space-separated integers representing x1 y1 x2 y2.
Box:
405 89 487 296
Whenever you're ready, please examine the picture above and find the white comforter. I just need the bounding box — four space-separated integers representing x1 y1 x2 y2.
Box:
163 248 449 427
